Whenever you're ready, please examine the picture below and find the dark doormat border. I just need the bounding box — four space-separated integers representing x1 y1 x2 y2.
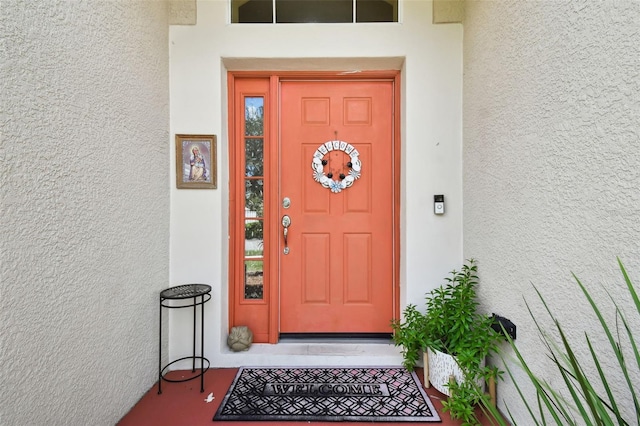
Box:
213 366 441 423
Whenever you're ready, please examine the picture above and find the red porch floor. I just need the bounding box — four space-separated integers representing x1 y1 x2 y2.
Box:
117 368 500 425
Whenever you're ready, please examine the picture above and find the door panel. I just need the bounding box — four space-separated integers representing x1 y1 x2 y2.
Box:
279 80 394 333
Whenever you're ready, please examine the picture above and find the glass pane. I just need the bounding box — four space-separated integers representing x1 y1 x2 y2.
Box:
245 138 264 177
245 97 264 136
232 0 273 23
245 179 264 217
276 0 352 23
245 219 264 257
244 260 264 299
356 0 396 22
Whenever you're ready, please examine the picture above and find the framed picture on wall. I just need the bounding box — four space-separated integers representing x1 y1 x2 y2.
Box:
175 134 217 189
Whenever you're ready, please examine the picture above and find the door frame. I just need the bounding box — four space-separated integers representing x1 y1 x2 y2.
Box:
228 71 401 344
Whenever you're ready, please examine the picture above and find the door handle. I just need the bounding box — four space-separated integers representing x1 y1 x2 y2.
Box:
282 215 291 254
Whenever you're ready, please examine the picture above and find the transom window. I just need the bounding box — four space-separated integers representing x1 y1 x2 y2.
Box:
231 0 398 23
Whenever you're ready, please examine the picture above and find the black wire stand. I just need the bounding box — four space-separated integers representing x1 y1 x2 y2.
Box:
158 284 211 394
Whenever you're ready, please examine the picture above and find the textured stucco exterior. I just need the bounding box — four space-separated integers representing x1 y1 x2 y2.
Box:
3 0 638 423
463 0 640 422
1 1 170 425
433 0 464 24
169 0 197 25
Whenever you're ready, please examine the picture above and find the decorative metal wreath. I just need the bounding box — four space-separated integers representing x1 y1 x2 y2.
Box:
311 140 361 193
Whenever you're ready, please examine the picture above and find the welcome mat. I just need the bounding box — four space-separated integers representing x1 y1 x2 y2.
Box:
213 366 441 422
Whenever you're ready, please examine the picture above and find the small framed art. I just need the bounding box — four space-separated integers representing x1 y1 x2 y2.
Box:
175 134 217 189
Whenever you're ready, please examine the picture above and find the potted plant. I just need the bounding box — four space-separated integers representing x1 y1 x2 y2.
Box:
391 259 502 425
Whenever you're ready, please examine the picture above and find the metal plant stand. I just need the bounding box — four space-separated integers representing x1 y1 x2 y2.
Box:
158 284 211 394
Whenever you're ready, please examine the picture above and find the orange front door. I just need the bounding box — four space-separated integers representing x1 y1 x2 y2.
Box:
279 80 395 334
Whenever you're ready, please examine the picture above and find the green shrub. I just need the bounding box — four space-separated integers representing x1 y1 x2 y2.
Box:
244 221 263 240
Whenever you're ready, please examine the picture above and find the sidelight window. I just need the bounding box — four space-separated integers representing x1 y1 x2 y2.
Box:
243 97 265 300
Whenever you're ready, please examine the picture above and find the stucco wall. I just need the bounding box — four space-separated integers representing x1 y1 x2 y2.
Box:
1 1 169 424
463 0 640 422
169 0 464 366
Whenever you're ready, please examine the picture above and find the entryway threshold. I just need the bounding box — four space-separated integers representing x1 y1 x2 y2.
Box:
215 340 404 368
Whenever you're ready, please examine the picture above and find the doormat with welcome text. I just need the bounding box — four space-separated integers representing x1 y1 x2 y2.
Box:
213 366 441 422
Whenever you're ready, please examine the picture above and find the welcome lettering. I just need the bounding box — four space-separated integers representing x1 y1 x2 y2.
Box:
262 383 390 397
